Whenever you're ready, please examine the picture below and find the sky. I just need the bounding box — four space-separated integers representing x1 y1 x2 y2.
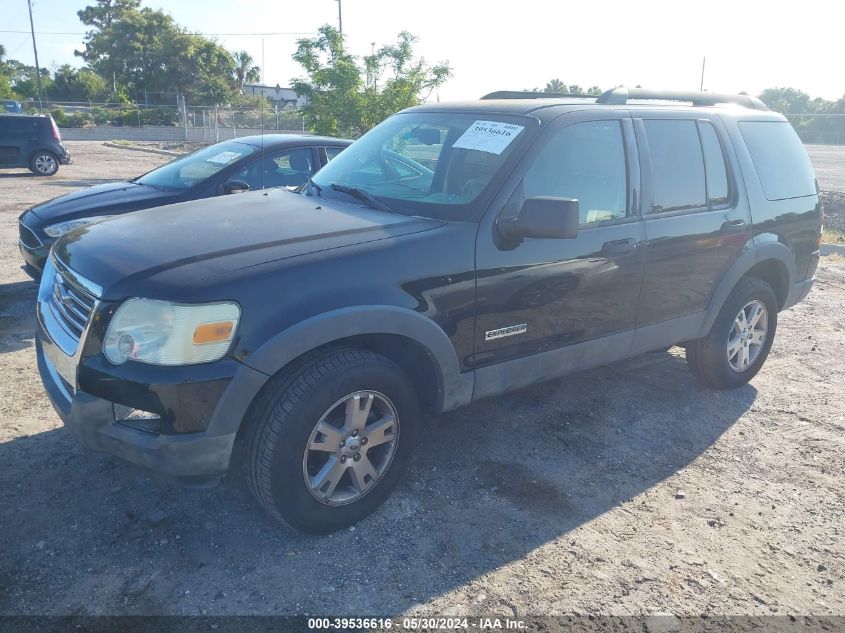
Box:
3 0 844 103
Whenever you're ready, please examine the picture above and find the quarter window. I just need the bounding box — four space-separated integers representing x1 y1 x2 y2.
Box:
523 120 628 224
643 120 706 213
738 121 816 200
698 122 729 205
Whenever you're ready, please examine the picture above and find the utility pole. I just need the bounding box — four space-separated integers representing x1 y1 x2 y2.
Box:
27 0 44 112
336 0 343 35
700 56 706 92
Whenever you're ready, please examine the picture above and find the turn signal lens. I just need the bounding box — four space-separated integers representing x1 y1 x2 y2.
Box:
193 321 235 344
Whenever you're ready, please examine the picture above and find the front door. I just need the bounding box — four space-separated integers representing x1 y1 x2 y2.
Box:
472 112 645 370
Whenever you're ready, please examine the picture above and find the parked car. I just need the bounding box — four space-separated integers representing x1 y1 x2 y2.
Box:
18 134 352 278
0 113 70 177
35 88 821 533
2 99 24 113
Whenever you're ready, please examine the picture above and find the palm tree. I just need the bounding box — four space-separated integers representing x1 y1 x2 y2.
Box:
232 50 261 90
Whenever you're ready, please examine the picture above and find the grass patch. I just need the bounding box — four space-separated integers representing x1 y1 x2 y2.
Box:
822 226 845 244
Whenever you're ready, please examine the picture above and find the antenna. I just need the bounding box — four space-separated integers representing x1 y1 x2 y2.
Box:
700 56 706 92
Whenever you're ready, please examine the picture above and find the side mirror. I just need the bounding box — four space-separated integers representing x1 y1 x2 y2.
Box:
223 179 250 194
498 196 579 241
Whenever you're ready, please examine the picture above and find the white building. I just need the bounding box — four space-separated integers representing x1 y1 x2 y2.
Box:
242 84 306 108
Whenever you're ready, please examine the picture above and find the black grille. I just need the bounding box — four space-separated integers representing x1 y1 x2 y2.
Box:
47 270 96 340
19 221 41 248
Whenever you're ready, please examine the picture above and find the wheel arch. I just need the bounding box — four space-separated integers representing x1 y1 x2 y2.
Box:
241 306 474 415
28 147 59 163
700 242 795 336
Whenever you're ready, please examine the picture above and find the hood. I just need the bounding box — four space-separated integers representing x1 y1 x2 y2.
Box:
54 188 442 297
30 181 175 223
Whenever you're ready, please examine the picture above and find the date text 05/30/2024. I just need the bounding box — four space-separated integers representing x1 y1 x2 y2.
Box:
307 617 527 630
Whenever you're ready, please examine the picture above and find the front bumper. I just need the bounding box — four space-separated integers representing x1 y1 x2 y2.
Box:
18 213 50 278
36 290 267 482
19 240 49 278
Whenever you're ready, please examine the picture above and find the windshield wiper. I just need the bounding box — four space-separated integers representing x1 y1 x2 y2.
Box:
330 183 393 212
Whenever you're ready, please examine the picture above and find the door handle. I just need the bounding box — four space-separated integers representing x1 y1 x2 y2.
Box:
720 220 747 234
601 238 638 256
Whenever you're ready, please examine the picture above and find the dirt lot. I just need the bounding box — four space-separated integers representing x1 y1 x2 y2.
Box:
0 142 843 617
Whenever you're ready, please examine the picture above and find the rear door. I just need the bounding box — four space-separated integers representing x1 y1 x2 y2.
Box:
634 113 749 327
0 117 24 166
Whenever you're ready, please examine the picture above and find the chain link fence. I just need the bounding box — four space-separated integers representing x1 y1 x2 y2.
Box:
32 99 307 138
787 114 845 235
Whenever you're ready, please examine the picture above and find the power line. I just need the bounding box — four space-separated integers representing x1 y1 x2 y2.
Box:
0 29 315 36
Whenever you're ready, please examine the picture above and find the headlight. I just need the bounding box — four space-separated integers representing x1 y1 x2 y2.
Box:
103 299 240 366
44 215 115 238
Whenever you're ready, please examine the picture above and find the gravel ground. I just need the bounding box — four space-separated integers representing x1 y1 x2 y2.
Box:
0 142 843 617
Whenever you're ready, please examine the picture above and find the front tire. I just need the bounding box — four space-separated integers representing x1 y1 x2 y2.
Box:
29 152 60 176
686 277 778 389
246 348 419 533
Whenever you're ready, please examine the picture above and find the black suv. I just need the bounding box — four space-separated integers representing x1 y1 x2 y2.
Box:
0 113 70 176
35 88 821 533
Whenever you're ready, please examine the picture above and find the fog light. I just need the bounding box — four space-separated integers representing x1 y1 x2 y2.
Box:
114 403 161 434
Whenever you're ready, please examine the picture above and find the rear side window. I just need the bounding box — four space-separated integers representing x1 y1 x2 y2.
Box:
643 120 706 213
698 122 729 205
738 121 816 200
326 146 344 161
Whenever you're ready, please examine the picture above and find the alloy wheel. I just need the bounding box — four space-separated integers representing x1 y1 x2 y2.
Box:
727 299 768 372
302 390 399 506
34 155 57 175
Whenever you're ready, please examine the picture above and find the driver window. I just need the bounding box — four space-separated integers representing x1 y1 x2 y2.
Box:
523 120 628 224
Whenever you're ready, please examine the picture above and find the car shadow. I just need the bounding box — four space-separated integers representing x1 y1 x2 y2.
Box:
0 172 38 179
0 280 37 355
0 345 757 615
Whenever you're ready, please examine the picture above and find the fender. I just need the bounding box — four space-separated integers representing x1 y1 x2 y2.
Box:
698 240 795 337
242 305 474 413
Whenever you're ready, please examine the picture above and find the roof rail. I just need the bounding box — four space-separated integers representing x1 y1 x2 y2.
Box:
595 87 769 111
480 90 592 100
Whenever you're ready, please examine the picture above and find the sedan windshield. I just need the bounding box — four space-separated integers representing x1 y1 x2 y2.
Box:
136 141 258 191
311 112 534 220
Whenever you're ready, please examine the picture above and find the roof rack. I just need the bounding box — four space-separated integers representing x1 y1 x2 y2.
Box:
595 87 768 111
480 90 592 100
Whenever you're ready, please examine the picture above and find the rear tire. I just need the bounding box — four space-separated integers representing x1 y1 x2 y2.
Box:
246 347 419 533
29 152 59 176
686 277 778 389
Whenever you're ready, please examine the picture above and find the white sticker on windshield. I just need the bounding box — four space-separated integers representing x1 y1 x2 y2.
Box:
452 120 524 155
206 151 242 165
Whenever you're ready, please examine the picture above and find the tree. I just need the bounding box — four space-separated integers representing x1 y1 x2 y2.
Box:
51 65 108 101
232 50 261 90
76 1 238 104
759 87 811 114
76 0 140 94
539 80 603 96
0 44 14 99
292 25 451 137
3 59 52 99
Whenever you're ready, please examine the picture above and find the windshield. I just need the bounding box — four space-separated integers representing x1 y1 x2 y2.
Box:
311 112 533 220
136 141 258 191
